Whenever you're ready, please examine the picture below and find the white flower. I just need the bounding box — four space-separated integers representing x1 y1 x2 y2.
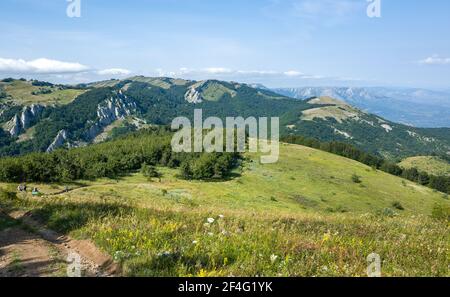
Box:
207 218 215 224
218 214 224 219
270 254 278 263
192 240 198 244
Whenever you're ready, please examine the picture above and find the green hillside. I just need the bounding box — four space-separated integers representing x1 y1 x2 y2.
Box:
399 156 450 176
281 97 450 159
1 141 448 276
0 79 85 106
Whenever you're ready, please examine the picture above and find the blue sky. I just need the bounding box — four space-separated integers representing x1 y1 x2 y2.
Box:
0 0 449 88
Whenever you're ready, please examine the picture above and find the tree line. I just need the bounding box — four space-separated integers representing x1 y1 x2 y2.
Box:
281 135 450 194
0 128 240 183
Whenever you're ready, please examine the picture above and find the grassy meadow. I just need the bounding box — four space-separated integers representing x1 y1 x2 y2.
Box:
399 156 450 177
0 143 449 276
1 80 85 106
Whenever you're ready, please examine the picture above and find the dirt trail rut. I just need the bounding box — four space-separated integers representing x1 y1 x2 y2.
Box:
0 210 118 277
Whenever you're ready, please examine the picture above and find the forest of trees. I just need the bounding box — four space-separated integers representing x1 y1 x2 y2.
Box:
0 128 240 183
281 135 450 194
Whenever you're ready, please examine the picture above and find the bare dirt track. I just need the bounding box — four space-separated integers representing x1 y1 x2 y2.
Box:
0 210 118 277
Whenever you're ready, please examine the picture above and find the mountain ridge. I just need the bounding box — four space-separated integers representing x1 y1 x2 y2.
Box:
1 77 449 159
273 86 450 128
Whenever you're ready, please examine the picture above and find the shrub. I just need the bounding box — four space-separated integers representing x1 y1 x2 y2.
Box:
379 208 396 218
0 189 16 200
141 163 160 179
392 201 404 210
351 174 362 184
431 204 450 222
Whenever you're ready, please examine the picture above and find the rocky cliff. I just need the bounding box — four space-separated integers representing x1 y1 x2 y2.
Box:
5 104 45 136
84 91 137 140
46 129 69 152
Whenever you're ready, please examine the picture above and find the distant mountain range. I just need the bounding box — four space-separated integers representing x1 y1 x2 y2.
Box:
1 77 449 160
272 87 450 128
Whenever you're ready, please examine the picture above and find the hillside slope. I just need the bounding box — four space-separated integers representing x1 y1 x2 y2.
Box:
281 97 450 159
1 142 448 276
274 86 450 128
399 156 450 176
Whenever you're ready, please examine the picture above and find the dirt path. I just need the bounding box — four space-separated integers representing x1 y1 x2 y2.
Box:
0 226 65 277
0 211 118 277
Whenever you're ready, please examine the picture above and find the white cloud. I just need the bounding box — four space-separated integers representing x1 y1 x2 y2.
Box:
157 67 307 78
97 68 132 76
284 70 303 77
238 70 278 75
0 58 89 74
418 55 450 65
204 67 233 74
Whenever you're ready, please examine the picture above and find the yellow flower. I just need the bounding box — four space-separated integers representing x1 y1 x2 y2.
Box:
322 232 331 243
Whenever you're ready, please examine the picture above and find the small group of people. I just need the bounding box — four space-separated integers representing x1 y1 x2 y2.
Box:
17 184 40 196
17 184 27 192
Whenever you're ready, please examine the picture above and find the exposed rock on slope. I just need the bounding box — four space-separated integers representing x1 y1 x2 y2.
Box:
184 81 206 104
4 104 44 136
85 91 137 140
47 129 68 152
21 104 44 129
184 80 238 103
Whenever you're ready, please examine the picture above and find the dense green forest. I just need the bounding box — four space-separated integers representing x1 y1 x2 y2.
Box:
0 128 240 183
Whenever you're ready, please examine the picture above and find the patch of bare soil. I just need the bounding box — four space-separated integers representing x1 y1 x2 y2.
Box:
0 211 118 277
0 226 65 277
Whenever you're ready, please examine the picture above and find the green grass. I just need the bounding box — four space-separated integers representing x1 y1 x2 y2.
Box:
0 214 19 231
1 143 449 276
0 80 85 106
200 81 237 101
399 156 450 176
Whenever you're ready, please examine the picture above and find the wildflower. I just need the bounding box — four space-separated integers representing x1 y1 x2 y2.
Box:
207 218 215 224
322 232 331 243
192 240 198 244
218 214 224 219
270 254 278 263
157 251 172 257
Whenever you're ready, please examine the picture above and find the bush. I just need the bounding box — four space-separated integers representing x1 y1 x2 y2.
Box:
141 163 160 179
431 204 450 222
379 208 397 218
31 88 52 96
31 80 54 87
0 189 16 200
392 201 404 210
351 174 362 184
